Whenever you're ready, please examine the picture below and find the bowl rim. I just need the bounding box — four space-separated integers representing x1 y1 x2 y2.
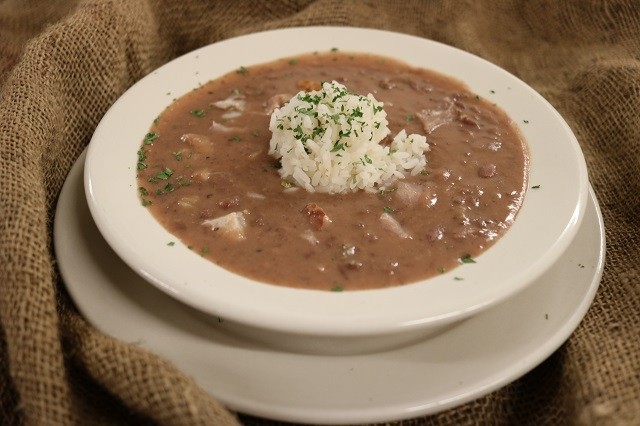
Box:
85 26 589 337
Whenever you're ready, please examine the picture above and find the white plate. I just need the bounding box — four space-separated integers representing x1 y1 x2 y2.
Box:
56 150 604 424
84 26 589 343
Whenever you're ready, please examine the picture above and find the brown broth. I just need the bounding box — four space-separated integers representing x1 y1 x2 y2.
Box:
136 52 528 291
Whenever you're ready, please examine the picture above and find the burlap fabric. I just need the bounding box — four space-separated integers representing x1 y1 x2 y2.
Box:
1 1 638 425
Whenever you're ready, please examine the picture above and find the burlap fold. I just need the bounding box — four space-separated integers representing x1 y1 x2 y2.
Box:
1 1 638 425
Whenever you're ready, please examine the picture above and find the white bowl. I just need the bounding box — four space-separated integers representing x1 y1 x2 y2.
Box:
85 27 588 354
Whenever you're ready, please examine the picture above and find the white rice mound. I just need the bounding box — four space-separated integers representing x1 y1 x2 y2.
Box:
268 81 429 193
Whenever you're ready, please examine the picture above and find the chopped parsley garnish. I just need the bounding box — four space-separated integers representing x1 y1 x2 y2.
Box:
523 119 530 124
154 167 174 181
331 142 345 152
143 132 158 144
236 66 248 75
172 151 183 161
289 58 298 65
383 206 394 214
228 135 242 142
190 109 205 118
460 254 476 264
405 114 415 122
437 266 445 274
531 184 541 189
137 149 148 170
141 199 152 206
331 284 344 292
167 241 175 246
138 187 149 196
454 276 464 281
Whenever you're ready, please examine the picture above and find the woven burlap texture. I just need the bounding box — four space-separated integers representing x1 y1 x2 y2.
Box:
1 1 638 425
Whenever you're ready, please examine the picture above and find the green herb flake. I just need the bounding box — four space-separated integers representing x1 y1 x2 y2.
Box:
143 132 158 144
437 266 445 274
330 47 339 52
330 142 345 152
460 254 476 264
228 135 242 142
167 241 175 246
545 313 549 320
236 66 248 75
155 167 174 181
138 187 149 196
531 184 541 189
331 284 344 292
190 109 205 118
454 276 464 281
405 114 415 122
383 206 394 214
289 58 298 65
141 199 152 207
280 180 292 189
523 119 530 124
201 246 210 254
251 130 260 137
172 151 183 161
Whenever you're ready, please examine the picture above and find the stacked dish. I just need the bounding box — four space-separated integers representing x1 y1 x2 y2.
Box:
56 27 604 424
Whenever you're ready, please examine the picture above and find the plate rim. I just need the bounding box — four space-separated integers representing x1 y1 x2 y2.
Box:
57 149 604 424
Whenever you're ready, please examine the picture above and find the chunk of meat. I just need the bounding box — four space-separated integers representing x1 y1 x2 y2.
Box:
210 120 245 133
395 181 423 206
416 103 456 134
202 211 247 241
246 192 266 200
176 195 199 208
379 213 412 239
212 94 246 120
264 94 292 115
181 133 213 153
297 80 322 91
458 113 480 128
212 95 245 111
303 203 331 230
